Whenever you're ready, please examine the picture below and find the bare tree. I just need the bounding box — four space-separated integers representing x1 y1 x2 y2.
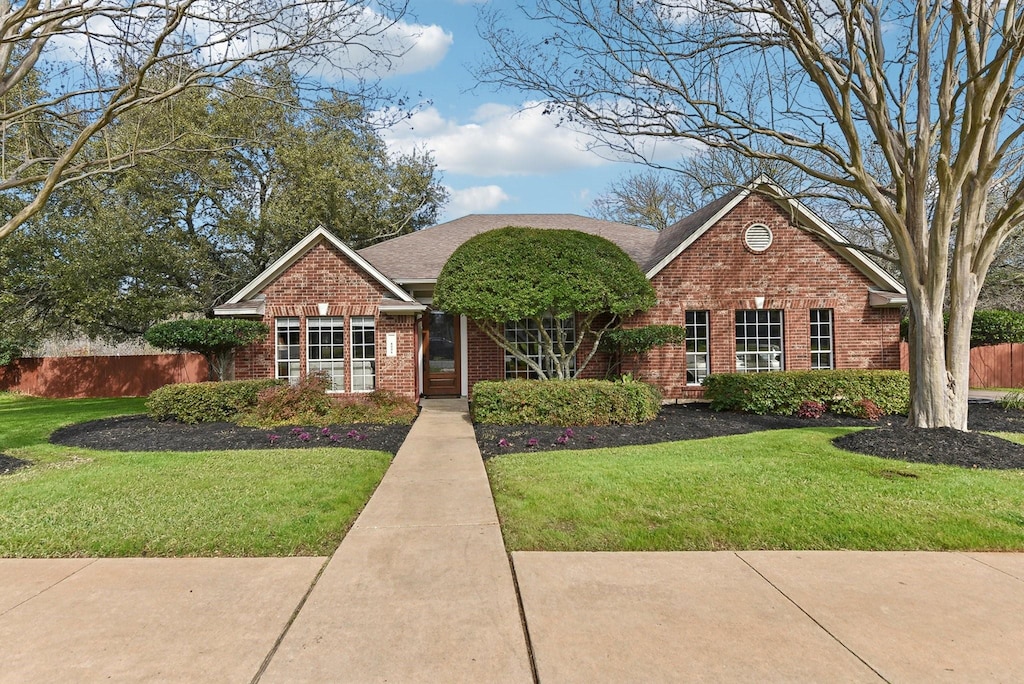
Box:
482 0 1024 431
0 0 411 242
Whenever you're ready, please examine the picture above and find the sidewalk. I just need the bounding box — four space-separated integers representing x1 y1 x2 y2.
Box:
3 400 1024 682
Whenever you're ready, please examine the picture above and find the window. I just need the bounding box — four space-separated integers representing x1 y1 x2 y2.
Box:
307 317 346 391
735 310 784 372
351 316 376 392
504 315 576 379
685 310 710 385
276 317 300 383
810 309 834 370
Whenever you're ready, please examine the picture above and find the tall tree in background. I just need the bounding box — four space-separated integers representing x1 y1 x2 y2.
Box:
0 0 412 242
0 66 446 344
483 0 1024 431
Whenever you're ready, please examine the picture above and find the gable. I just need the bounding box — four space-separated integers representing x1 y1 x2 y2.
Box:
646 176 905 295
221 227 415 307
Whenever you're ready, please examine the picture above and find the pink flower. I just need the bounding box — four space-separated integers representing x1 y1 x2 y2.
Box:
347 429 360 438
321 427 332 436
268 434 280 444
527 438 539 447
498 438 511 448
298 432 311 442
564 428 575 438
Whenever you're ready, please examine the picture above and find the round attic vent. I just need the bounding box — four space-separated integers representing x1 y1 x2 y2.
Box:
744 223 773 252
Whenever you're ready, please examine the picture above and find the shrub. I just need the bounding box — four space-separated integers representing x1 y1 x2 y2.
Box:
850 398 884 420
900 309 1024 347
0 338 21 367
237 377 419 428
471 377 661 426
999 390 1024 411
146 379 282 424
702 370 909 416
795 400 826 419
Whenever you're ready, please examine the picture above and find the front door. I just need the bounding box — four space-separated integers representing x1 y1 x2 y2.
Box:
423 311 461 396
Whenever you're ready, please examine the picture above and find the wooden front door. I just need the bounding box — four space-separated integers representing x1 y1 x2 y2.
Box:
423 311 461 396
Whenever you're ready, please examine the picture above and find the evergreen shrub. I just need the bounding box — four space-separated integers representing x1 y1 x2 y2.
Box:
471 377 661 426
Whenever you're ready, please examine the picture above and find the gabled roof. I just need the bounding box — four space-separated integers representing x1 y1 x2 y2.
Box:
645 175 905 294
357 214 660 282
221 226 416 307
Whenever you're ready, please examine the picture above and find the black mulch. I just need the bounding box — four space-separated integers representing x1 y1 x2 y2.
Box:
477 401 1024 470
0 454 30 475
49 415 413 455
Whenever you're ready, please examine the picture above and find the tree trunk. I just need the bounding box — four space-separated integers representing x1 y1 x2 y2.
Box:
905 291 975 431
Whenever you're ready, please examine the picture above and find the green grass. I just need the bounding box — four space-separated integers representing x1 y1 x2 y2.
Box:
0 393 391 557
487 427 1024 552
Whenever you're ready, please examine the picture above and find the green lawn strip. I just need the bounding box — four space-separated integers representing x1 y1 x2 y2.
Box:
1 444 391 557
1 393 148 449
0 393 392 557
487 427 1024 552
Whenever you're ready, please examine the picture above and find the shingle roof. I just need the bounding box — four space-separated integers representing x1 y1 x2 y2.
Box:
357 214 659 281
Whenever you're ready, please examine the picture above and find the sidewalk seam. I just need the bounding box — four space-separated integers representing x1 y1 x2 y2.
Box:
508 553 540 684
0 558 99 619
961 551 1024 583
735 552 891 684
249 556 331 684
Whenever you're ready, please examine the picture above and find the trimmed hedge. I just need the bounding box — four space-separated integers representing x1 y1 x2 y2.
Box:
471 378 662 426
146 379 282 424
701 370 910 416
900 309 1024 347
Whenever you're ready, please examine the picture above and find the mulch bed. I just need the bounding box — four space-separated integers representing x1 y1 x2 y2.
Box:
49 415 413 455
477 401 1024 470
0 454 31 475
34 401 1024 471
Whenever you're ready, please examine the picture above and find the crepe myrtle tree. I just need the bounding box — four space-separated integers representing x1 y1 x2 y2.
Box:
144 318 268 381
481 1 1024 431
434 227 656 379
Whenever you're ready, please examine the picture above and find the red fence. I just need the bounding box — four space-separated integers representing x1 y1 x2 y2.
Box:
0 354 209 398
899 342 1024 389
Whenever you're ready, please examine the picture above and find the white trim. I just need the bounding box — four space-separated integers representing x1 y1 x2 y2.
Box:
225 227 416 305
645 175 906 295
460 314 469 397
379 302 428 315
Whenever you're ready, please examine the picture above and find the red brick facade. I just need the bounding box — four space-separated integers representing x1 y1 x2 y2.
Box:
229 194 901 403
456 195 901 400
233 242 420 400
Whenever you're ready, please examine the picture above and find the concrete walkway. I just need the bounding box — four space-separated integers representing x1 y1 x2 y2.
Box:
3 400 1024 682
258 398 533 683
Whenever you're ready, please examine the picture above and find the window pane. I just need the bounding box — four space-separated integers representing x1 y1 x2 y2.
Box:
351 316 376 391
307 317 345 391
275 318 301 384
810 309 834 370
735 310 784 373
504 314 576 379
685 310 710 385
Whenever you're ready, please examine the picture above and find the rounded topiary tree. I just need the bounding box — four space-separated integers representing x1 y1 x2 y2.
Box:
434 227 656 379
144 319 269 381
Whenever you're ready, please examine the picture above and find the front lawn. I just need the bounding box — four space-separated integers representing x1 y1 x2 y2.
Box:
0 393 391 557
487 427 1024 551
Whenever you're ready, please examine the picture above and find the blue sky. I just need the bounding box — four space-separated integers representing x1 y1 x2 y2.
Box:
369 1 692 222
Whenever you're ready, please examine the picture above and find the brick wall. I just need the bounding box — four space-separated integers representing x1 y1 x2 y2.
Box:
461 194 901 400
233 241 419 401
631 194 902 399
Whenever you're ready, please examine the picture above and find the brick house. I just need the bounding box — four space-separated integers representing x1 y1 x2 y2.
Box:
215 176 906 402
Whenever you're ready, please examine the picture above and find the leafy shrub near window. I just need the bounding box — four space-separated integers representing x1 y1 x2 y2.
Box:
702 369 909 416
237 375 418 428
471 377 661 426
146 379 282 424
795 400 826 419
850 398 884 420
144 318 269 381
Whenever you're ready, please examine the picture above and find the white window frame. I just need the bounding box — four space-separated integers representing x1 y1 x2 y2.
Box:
685 310 710 385
350 316 376 392
735 310 784 373
307 316 346 392
810 309 834 370
504 315 576 379
275 317 301 384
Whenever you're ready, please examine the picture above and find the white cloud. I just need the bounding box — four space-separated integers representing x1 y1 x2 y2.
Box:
446 185 511 215
382 102 613 177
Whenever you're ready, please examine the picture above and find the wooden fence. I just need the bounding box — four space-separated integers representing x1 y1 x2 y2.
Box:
0 354 209 398
899 342 1024 389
